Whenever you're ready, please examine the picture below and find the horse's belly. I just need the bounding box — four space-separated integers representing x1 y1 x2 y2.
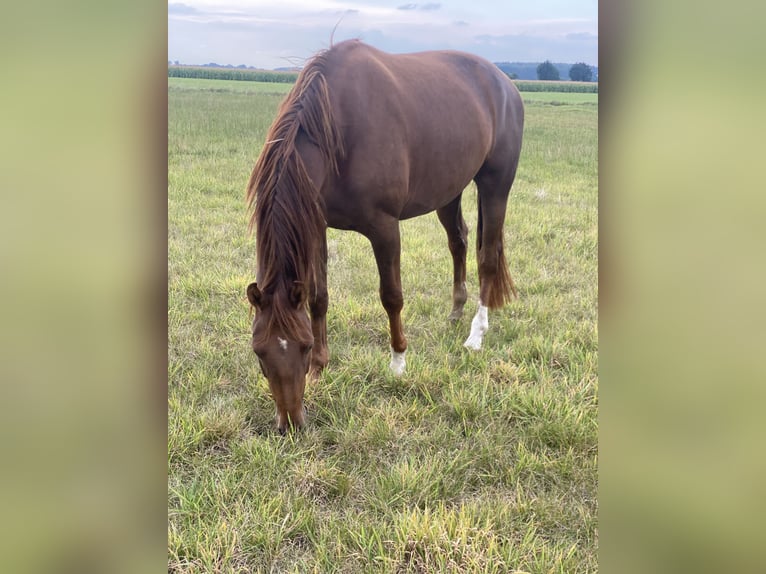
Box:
398 155 484 219
399 190 460 220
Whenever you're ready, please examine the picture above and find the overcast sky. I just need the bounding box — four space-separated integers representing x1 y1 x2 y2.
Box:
168 1 598 68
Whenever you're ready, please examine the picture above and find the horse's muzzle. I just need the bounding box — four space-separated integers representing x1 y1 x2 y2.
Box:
276 404 308 434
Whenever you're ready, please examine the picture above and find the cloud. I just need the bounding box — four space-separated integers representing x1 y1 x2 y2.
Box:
566 32 596 41
168 3 196 15
168 2 597 68
397 2 441 10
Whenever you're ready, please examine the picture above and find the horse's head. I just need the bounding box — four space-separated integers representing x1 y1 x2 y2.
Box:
246 282 313 433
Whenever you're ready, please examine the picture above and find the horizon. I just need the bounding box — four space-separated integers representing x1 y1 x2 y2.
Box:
166 59 599 70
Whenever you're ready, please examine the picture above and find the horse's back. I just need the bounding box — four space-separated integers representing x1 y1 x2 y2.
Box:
320 40 523 224
325 40 520 138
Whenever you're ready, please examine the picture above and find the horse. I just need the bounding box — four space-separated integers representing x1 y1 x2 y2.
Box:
245 40 524 432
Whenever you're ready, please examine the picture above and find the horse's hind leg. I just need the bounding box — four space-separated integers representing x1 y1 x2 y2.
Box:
437 195 469 322
365 218 408 376
464 170 517 351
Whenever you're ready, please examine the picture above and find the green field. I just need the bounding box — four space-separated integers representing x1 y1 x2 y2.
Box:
520 91 598 105
169 65 299 83
167 66 597 93
168 76 598 572
169 77 295 95
168 77 598 104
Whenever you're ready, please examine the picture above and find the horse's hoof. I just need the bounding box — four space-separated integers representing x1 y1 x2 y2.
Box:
463 336 482 351
389 349 406 376
448 310 463 323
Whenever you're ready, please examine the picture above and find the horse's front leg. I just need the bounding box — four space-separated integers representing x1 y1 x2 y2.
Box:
367 220 407 376
309 229 329 379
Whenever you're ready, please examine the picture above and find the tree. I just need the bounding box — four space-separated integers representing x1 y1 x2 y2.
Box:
569 62 593 82
536 60 559 81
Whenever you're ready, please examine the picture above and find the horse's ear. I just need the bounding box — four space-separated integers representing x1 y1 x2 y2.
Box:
289 281 307 308
246 282 262 308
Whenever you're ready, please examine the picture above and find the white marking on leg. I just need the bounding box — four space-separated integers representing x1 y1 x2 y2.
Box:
277 337 288 352
463 301 489 351
389 348 406 376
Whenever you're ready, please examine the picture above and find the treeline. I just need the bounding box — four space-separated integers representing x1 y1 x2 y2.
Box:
496 61 598 82
167 66 597 93
168 66 298 83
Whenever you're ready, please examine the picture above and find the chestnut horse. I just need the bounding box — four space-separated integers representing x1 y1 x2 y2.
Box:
246 40 523 432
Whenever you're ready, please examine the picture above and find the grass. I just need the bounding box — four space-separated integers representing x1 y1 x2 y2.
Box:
520 92 598 105
168 76 597 572
167 77 597 104
169 77 294 95
168 65 299 84
512 80 598 94
167 67 597 93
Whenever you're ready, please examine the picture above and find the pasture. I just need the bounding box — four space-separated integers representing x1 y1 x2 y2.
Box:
168 77 598 572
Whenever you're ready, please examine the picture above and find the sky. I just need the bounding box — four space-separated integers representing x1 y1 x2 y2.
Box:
168 1 598 69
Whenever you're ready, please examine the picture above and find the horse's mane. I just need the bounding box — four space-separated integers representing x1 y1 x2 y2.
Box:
246 48 345 341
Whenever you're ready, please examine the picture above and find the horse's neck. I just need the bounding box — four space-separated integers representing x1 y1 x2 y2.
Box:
295 132 329 194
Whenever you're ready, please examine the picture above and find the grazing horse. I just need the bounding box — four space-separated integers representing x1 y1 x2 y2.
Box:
246 40 523 432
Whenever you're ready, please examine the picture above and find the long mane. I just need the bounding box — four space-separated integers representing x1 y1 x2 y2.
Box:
246 48 344 339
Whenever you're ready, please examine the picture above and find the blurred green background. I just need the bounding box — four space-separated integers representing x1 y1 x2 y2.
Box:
600 1 766 573
0 2 166 573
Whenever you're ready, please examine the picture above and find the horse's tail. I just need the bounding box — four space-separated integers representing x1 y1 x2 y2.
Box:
476 194 517 309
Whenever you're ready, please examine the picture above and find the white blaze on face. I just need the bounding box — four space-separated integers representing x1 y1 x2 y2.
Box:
463 301 489 351
278 337 288 352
